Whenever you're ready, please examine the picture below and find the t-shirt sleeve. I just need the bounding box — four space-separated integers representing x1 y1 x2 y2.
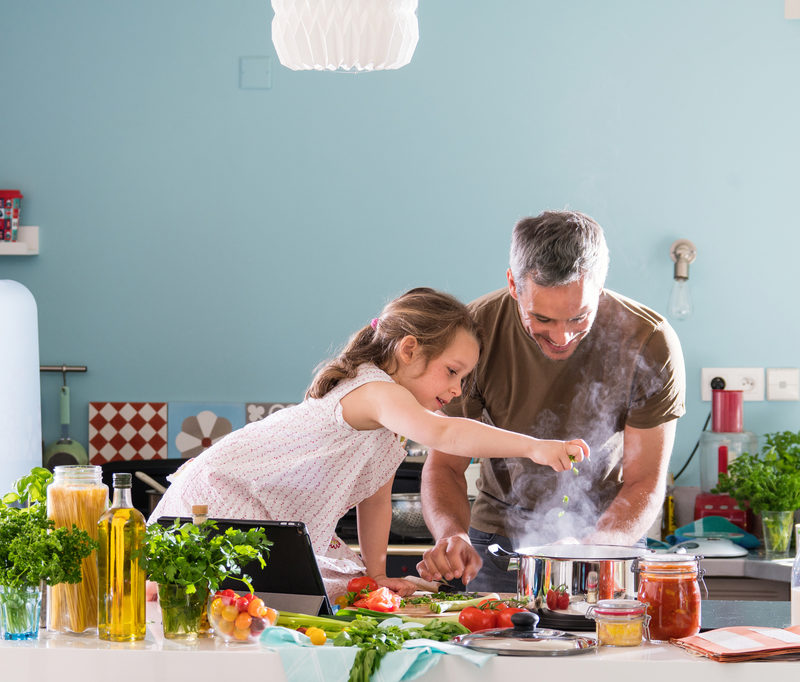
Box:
626 321 686 429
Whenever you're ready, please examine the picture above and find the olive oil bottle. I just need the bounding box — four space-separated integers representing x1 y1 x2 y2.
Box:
97 473 146 641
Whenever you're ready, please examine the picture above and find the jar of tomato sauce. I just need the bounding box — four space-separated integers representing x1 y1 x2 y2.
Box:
636 554 704 642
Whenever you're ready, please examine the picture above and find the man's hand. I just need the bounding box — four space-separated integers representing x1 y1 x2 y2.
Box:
416 535 483 585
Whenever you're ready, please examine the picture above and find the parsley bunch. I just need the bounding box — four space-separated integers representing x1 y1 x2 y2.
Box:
141 519 272 594
333 617 468 682
0 467 97 589
713 442 800 515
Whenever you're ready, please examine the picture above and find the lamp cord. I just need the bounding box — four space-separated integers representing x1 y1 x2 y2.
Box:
672 411 712 482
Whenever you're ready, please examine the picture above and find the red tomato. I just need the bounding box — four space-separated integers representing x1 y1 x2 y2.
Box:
546 585 569 610
459 606 497 632
347 576 380 594
236 596 250 612
352 586 402 612
478 598 506 611
495 607 526 628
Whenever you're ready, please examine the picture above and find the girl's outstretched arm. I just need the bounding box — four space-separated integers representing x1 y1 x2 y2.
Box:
341 380 589 472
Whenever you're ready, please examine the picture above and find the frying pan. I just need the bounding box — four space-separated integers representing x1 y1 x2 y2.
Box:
43 385 89 469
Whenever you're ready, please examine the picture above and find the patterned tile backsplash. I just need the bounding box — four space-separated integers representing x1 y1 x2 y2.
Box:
88 402 168 464
88 400 297 462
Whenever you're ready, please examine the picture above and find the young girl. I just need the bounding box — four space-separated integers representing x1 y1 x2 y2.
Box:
149 288 588 599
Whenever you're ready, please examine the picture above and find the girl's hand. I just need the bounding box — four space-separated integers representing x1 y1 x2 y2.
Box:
532 438 590 471
373 575 418 597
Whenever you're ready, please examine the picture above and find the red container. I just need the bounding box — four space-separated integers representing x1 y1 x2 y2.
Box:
711 389 743 433
0 190 23 242
694 492 751 532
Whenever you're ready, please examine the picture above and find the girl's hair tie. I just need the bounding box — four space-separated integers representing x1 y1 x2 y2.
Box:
370 318 379 329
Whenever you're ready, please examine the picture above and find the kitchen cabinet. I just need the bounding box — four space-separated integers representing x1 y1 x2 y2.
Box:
0 225 39 255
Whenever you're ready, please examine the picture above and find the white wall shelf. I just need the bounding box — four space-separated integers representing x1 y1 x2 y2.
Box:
0 225 39 255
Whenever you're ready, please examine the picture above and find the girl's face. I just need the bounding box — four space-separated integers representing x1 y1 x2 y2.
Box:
394 328 480 411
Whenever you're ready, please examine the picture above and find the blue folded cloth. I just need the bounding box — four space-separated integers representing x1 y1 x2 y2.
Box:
261 621 493 682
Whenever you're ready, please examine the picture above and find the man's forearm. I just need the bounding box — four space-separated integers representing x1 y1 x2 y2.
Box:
587 480 665 545
420 450 473 540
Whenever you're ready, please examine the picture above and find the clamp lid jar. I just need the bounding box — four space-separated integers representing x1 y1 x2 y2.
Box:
586 598 648 646
636 554 704 642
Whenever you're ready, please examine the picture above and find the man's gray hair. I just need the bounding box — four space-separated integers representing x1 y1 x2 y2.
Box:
509 210 610 288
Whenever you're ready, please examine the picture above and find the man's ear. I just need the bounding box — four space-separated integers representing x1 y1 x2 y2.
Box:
396 335 419 365
507 268 519 300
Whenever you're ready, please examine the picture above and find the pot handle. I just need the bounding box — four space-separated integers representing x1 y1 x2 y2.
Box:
487 543 520 572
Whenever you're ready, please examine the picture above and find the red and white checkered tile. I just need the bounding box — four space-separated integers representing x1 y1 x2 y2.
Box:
88 402 168 464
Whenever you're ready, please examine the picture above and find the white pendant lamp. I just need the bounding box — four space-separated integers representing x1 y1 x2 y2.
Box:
271 0 419 72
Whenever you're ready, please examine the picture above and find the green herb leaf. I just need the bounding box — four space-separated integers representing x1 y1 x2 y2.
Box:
140 519 272 594
0 470 96 589
712 432 800 515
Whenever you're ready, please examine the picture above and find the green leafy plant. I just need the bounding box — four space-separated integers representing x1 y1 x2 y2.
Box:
333 616 468 682
0 467 97 589
141 519 272 595
763 430 800 474
713 444 800 515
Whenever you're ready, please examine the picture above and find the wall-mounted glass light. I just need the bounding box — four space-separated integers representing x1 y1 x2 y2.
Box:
668 239 697 321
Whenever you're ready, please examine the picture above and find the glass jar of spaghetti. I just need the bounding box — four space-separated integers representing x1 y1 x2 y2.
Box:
46 465 108 634
636 554 703 642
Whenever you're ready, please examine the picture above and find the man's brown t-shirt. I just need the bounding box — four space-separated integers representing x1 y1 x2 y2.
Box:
442 288 686 545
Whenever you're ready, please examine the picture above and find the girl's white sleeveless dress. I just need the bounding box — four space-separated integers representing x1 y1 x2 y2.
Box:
149 363 408 598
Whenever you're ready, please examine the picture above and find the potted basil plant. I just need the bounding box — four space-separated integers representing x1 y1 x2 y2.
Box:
142 519 272 640
713 435 800 559
0 468 96 640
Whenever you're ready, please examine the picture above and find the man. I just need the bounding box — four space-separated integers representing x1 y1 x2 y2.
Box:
417 210 686 592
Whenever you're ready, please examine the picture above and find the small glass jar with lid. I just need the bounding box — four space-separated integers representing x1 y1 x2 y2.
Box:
46 465 108 633
636 554 704 642
587 599 648 646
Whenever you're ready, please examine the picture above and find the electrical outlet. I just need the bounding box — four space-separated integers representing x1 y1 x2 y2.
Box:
700 367 765 401
766 368 800 401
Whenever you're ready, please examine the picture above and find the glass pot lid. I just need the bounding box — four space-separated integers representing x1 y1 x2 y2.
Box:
451 610 597 657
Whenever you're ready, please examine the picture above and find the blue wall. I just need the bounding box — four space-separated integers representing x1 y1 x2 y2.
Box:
2 1 799 486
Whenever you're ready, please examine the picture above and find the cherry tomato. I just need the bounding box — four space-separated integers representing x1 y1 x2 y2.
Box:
458 606 497 632
247 597 265 617
478 598 506 611
234 612 252 630
221 604 239 621
249 617 267 634
236 596 250 612
546 584 569 611
347 576 380 594
306 626 327 646
495 607 526 628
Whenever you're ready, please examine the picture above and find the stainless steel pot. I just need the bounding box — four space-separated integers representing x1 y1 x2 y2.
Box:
488 543 649 609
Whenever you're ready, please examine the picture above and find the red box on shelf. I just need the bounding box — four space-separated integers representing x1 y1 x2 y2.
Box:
0 190 23 241
694 492 753 532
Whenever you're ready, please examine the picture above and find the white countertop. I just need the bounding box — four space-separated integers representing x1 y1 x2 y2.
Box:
2 603 799 682
701 554 794 582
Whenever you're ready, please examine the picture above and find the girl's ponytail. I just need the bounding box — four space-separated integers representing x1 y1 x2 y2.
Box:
306 287 480 399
